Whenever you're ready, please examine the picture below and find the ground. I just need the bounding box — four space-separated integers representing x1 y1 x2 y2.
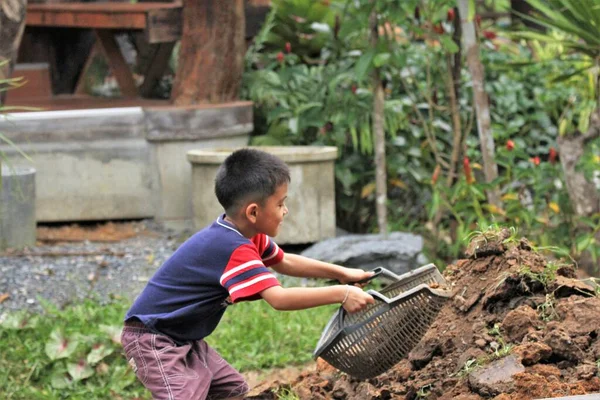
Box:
3 223 600 399
249 229 600 399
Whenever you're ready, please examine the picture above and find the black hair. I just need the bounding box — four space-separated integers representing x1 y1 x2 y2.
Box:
215 148 291 214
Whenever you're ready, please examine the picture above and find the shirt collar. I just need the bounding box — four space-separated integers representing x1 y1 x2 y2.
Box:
216 214 243 236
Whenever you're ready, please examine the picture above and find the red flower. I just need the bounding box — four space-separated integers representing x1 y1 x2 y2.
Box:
432 165 441 185
433 23 445 35
530 156 541 166
447 9 455 22
276 52 285 63
285 42 292 54
506 140 515 151
463 156 474 184
351 84 358 94
483 30 497 40
549 147 558 164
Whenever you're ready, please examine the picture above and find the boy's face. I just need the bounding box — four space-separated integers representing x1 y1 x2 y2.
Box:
255 183 289 237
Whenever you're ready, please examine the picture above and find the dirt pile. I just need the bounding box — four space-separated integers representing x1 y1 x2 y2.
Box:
250 229 600 399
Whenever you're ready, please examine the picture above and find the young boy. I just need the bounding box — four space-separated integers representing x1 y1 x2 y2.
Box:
121 148 375 400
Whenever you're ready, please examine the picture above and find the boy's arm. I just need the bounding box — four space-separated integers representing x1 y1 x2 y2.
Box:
270 253 373 284
260 284 375 313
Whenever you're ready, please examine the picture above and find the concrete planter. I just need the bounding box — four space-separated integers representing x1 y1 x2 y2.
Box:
187 146 338 244
1 165 36 251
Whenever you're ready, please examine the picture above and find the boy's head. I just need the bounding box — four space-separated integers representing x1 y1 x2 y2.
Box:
215 148 290 236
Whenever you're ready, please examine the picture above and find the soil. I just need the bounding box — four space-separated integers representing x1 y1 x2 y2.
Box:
248 229 600 400
35 221 158 243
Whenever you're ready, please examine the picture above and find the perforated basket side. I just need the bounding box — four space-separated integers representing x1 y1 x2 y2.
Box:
318 287 448 380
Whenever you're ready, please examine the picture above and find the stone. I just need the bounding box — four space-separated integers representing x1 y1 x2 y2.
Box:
300 231 427 275
468 355 525 397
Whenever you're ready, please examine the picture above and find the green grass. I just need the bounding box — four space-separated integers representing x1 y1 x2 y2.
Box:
209 300 337 371
0 297 336 399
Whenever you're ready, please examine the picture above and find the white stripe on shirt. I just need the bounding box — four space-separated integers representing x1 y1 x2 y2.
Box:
220 259 264 285
229 274 277 295
262 242 280 261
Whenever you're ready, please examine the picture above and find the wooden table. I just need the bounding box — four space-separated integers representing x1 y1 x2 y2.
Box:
26 2 183 98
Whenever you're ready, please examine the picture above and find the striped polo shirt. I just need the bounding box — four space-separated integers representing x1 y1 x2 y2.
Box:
125 215 284 342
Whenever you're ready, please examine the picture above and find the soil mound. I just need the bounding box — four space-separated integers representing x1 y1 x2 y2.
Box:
250 229 600 399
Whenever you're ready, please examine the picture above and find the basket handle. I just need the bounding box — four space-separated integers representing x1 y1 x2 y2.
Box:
355 267 400 284
366 289 392 304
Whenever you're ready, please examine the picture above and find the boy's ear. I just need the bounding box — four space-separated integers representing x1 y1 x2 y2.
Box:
245 203 259 223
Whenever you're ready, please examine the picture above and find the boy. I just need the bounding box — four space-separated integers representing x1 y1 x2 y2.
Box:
121 148 375 400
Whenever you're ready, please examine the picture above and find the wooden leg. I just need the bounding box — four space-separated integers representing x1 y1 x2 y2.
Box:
74 41 99 95
94 29 138 98
138 41 176 98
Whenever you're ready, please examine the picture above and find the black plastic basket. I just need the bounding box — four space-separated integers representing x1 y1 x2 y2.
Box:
313 264 451 380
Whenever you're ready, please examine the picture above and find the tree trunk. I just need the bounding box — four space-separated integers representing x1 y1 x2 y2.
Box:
557 111 600 274
172 0 245 105
370 6 387 235
557 113 600 217
457 0 500 206
0 0 27 105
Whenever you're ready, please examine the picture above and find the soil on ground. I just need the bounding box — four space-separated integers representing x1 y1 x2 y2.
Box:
249 229 600 400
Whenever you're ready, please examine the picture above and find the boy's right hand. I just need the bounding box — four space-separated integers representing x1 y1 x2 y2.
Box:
342 285 375 313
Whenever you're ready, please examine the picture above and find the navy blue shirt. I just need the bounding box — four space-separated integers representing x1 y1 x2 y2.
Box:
125 216 284 342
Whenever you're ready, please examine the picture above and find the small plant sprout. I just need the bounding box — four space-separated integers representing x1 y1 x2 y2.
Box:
454 358 481 378
518 261 559 290
465 224 519 246
490 340 514 359
416 383 433 398
488 323 502 337
273 386 300 400
537 293 558 322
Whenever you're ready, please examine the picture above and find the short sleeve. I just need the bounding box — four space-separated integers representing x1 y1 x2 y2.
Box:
251 234 284 266
220 243 280 302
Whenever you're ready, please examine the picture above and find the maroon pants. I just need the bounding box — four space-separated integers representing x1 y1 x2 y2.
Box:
121 321 249 400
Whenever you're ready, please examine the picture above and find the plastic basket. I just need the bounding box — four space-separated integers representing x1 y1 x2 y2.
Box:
313 264 451 380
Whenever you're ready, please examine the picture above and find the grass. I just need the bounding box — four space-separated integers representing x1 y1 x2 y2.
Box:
0 296 336 399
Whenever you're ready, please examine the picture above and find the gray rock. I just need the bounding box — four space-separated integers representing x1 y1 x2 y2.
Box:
300 231 427 275
468 355 524 397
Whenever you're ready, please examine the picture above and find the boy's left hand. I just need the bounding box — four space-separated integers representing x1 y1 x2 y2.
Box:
339 267 374 285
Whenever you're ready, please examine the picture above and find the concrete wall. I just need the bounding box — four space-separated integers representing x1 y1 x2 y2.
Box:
187 146 338 244
0 102 253 229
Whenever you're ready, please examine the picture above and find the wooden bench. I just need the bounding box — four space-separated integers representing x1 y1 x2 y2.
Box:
26 2 183 98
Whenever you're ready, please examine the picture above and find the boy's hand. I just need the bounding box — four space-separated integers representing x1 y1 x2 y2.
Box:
342 285 375 313
339 267 374 285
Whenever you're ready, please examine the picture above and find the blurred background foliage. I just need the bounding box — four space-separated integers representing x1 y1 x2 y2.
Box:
242 0 600 272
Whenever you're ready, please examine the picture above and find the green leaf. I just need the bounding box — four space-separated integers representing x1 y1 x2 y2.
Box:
50 369 73 389
87 343 114 365
45 329 79 360
373 52 391 67
468 0 476 21
99 324 123 345
0 312 38 330
439 36 459 54
67 359 94 382
354 49 375 81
